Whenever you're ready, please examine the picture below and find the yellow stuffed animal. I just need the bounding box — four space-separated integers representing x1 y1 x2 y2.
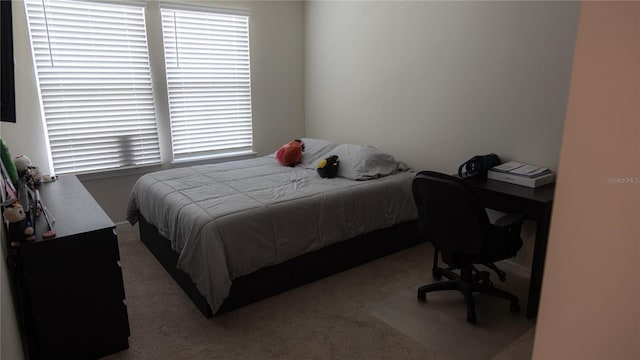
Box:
317 155 340 178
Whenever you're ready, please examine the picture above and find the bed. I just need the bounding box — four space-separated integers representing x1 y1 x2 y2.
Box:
126 139 421 317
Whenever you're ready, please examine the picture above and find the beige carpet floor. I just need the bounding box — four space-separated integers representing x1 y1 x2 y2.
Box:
103 225 534 360
370 268 534 360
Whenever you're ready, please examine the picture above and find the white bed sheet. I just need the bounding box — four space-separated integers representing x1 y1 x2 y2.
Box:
127 156 417 313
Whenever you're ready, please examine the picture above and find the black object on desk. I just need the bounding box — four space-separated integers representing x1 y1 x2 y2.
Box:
462 176 554 319
8 175 130 359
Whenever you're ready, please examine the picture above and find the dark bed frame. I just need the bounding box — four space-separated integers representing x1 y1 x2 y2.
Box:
138 213 422 318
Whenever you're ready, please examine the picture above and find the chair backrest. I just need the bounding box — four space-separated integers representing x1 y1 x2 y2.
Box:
412 171 490 256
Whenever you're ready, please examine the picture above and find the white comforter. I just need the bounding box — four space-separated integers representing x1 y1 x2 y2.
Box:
127 156 417 313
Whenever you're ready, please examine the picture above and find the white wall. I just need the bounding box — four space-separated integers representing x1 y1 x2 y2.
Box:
533 1 640 359
305 0 580 174
1 0 305 223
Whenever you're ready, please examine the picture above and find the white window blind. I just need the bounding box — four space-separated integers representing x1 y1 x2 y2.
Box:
161 6 253 161
25 0 160 174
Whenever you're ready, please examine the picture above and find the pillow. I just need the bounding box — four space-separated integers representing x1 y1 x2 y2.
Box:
298 138 337 168
325 144 403 180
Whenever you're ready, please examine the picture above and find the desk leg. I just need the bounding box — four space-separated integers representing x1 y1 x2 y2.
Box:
527 203 553 319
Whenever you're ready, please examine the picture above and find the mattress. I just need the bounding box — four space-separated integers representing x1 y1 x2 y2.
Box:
127 156 417 313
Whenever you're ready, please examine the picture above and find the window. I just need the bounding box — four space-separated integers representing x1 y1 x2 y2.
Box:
25 0 160 175
25 0 253 175
161 6 252 161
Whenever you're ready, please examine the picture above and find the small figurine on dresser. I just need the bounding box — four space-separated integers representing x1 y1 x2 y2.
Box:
2 201 35 245
14 155 42 191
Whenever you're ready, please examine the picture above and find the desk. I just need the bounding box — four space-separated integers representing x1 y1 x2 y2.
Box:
464 177 554 319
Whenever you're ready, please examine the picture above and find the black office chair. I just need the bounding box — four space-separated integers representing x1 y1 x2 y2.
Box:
412 171 524 323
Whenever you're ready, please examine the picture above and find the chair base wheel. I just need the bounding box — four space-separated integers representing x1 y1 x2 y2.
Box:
417 292 426 302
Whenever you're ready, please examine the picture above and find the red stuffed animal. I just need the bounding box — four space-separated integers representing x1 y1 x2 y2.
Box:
276 139 305 167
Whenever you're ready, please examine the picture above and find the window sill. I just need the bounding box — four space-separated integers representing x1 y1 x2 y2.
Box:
76 151 257 182
171 151 257 167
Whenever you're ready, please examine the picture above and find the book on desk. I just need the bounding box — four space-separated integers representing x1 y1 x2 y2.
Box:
488 161 555 188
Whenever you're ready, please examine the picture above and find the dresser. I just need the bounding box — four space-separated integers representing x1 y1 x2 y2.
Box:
8 175 130 359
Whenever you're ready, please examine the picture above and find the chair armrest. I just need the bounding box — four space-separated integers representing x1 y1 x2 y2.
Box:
492 213 525 230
